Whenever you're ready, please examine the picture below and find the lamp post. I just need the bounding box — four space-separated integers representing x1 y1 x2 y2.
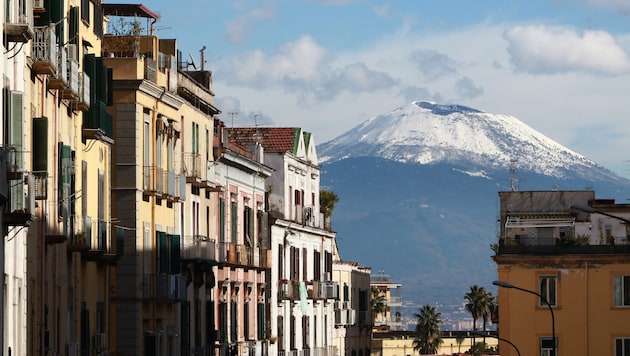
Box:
472 331 521 356
493 280 556 356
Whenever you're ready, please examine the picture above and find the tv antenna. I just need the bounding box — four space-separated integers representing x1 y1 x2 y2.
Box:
226 112 238 127
508 159 519 192
182 53 197 70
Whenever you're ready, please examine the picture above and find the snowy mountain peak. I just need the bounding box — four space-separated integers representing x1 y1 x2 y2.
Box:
319 100 615 179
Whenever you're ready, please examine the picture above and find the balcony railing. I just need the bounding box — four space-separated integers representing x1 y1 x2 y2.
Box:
5 0 33 42
497 243 630 255
143 166 164 194
183 153 202 183
334 308 356 326
142 274 187 302
216 242 268 268
32 26 57 75
181 235 216 262
49 46 68 89
3 171 35 226
71 72 90 112
63 57 80 100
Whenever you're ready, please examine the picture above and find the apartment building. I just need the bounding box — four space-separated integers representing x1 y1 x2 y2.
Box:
494 190 630 356
371 273 403 332
3 0 117 354
228 127 339 356
332 260 372 356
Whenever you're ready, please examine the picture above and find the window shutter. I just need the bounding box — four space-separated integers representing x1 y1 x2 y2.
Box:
10 91 23 170
32 117 48 173
170 234 181 274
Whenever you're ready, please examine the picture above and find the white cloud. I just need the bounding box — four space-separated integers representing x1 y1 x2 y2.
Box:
224 7 276 44
410 49 458 81
503 25 630 75
455 77 484 99
218 35 330 88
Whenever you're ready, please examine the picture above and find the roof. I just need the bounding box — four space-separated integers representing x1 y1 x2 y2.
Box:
228 127 300 154
102 3 160 20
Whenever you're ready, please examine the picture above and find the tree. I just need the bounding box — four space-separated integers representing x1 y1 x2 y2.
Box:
370 286 386 324
412 304 443 355
319 189 339 219
468 341 488 356
464 285 495 345
464 285 494 331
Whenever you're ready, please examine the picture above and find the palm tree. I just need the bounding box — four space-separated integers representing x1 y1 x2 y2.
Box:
370 286 387 324
412 304 443 355
464 285 493 331
465 285 495 345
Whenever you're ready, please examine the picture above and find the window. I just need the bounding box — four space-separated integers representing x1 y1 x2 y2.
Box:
539 275 557 306
614 275 630 307
615 337 630 356
540 337 556 356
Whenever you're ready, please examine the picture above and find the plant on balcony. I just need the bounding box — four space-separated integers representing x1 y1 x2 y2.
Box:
558 233 590 246
102 18 141 57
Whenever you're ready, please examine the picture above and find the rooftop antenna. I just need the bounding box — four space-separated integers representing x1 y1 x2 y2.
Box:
199 45 206 71
226 112 237 128
182 53 197 71
509 159 519 192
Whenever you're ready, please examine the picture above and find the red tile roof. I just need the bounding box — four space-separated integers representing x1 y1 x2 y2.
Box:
227 127 299 153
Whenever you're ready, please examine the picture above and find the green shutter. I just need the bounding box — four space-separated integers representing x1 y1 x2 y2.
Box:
170 234 180 274
257 302 265 340
32 117 48 173
231 201 237 243
219 302 228 343
219 198 225 242
69 6 79 45
48 0 64 43
231 301 237 342
244 301 249 340
10 91 23 170
156 231 168 273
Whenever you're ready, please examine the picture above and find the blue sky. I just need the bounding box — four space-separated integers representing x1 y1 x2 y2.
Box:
118 0 630 180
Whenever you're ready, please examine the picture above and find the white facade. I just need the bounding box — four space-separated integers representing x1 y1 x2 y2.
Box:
2 0 32 353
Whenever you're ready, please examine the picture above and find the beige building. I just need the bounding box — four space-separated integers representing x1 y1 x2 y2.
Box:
3 0 117 354
494 190 630 356
371 330 499 356
333 260 372 356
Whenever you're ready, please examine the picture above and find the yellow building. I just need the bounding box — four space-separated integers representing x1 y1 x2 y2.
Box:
371 330 499 356
494 190 630 356
371 273 403 332
3 0 117 354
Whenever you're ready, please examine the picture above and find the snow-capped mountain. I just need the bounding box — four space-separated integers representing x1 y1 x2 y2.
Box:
318 101 630 328
319 101 619 181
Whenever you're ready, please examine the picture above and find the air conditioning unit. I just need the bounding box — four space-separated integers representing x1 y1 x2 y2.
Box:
34 0 44 9
93 333 107 349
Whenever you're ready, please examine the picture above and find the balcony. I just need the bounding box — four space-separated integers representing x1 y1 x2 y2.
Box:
216 242 269 268
182 235 217 269
183 153 202 185
3 172 35 227
68 216 92 252
63 55 80 100
496 241 630 255
142 274 187 302
49 46 68 90
71 72 90 112
334 308 356 326
143 166 164 195
32 27 57 75
83 100 113 143
164 171 185 201
4 0 33 42
278 280 300 300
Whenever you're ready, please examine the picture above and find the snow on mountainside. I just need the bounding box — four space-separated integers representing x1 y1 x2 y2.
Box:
319 101 615 179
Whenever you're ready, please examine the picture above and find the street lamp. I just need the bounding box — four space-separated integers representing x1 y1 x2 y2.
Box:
472 331 521 356
493 280 556 356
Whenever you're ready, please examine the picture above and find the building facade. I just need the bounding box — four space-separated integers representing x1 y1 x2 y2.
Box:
332 260 372 356
494 190 630 356
371 273 403 332
228 127 339 355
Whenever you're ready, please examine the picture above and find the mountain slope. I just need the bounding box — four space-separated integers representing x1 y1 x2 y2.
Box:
318 101 630 329
319 101 623 182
